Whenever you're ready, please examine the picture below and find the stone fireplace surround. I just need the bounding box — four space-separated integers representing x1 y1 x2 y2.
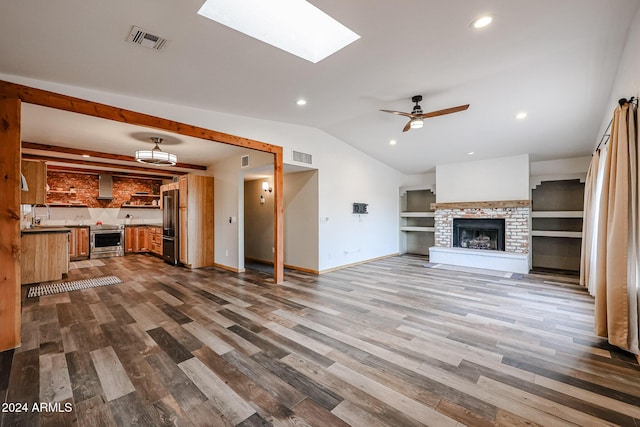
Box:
428 200 531 274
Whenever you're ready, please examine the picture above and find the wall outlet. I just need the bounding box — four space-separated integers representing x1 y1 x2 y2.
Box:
225 249 229 256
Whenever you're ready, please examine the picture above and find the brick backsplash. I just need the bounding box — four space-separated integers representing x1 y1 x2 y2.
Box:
46 171 161 208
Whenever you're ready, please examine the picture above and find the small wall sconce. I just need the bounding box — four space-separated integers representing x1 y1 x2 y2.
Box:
262 181 272 193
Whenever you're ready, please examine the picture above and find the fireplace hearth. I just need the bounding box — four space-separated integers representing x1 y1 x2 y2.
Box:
453 218 505 251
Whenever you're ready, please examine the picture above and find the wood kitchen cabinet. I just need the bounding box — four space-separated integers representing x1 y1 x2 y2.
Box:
21 229 69 285
125 226 155 253
180 175 214 268
68 226 89 260
179 207 188 264
21 159 47 205
136 227 149 252
125 227 135 253
149 227 162 257
159 182 179 210
179 175 187 208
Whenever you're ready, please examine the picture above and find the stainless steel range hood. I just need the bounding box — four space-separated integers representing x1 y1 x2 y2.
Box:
97 174 114 200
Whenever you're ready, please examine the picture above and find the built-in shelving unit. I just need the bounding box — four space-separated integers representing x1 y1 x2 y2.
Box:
400 212 435 232
531 179 585 272
400 187 435 256
46 186 87 207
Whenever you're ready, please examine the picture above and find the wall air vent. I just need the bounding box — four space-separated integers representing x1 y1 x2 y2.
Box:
292 150 312 165
126 26 168 50
241 155 249 168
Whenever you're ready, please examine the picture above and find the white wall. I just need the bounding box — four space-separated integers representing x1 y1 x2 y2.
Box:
529 156 590 189
244 179 274 262
530 156 591 176
283 171 319 271
436 154 530 202
596 6 640 147
211 153 246 270
3 74 405 273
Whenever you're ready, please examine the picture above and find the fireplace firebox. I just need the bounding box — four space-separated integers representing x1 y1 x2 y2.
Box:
453 218 505 251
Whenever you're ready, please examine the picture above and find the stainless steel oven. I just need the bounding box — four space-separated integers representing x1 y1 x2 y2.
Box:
89 224 125 258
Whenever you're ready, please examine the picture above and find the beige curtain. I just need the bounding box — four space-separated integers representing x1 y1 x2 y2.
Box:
585 101 639 354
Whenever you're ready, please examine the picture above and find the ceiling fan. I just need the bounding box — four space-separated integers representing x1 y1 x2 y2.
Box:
381 95 470 132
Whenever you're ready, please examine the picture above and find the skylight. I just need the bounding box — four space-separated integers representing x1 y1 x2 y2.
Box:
197 0 361 63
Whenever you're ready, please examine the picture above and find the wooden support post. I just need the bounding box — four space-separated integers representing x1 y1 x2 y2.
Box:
273 150 284 284
0 97 21 351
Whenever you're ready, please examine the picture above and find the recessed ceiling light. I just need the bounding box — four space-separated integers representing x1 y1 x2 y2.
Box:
296 99 307 106
389 139 397 146
82 154 90 158
467 151 475 155
515 112 528 120
198 0 360 63
471 15 493 29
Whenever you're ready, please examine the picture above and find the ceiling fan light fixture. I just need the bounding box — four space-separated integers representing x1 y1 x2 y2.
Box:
472 15 494 29
410 118 424 129
135 137 177 166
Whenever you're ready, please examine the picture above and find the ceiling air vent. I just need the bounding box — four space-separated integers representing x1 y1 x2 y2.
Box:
292 150 312 165
241 155 249 168
126 26 168 51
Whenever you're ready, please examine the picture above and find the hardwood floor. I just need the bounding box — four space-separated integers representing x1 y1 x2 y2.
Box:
2 254 640 426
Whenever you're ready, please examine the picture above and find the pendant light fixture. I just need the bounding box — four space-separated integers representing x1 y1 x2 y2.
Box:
135 137 177 166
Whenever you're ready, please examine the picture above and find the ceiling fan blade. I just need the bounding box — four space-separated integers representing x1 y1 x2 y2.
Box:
419 104 470 119
402 120 412 132
380 109 415 118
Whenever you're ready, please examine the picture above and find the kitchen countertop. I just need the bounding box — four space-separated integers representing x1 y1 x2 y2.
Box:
21 227 71 236
125 224 162 227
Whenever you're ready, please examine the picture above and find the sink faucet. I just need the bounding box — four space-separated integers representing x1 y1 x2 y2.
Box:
32 204 50 227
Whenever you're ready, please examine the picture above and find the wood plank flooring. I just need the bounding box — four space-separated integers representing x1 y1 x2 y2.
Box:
2 254 640 426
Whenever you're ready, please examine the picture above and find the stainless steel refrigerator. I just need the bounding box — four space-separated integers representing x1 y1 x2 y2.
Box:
162 189 180 265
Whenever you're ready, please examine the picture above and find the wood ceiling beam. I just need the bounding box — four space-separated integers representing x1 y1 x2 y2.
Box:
0 80 280 154
46 164 173 181
22 154 186 177
22 141 207 171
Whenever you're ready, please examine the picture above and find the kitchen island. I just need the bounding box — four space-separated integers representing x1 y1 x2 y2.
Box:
21 227 70 285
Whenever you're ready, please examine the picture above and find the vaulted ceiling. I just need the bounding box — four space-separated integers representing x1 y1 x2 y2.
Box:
2 0 638 174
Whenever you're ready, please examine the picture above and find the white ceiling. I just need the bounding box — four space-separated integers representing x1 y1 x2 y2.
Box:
2 0 639 174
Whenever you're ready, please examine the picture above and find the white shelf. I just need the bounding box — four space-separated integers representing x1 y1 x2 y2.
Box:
400 212 435 218
531 211 583 218
531 230 582 238
401 226 435 232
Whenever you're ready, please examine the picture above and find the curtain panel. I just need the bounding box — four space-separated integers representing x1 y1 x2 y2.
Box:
582 101 639 355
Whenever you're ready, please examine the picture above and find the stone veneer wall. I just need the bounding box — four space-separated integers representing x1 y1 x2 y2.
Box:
434 207 530 254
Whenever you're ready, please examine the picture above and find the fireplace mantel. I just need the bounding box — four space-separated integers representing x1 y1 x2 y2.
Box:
430 200 531 210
